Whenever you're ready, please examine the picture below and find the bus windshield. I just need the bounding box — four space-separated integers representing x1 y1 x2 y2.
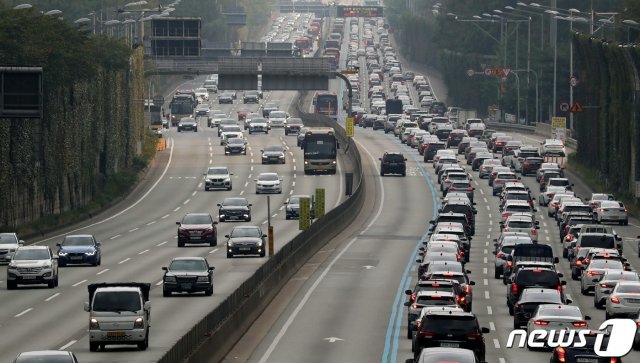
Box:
304 136 337 159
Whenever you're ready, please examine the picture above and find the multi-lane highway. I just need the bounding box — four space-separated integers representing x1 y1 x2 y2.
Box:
0 13 350 363
225 14 640 363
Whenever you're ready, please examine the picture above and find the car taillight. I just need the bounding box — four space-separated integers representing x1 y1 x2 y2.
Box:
466 333 482 340
610 296 621 303
502 213 509 219
624 208 628 212
541 177 545 183
410 294 416 302
411 303 419 309
456 296 466 303
532 229 537 235
610 358 619 363
600 208 605 212
566 235 573 241
534 320 549 326
464 285 471 293
572 321 587 327
496 252 505 259
512 283 518 293
557 285 563 291
551 202 557 207
587 270 599 276
507 261 512 267
467 187 473 191
418 331 434 338
564 226 570 233
585 258 590 264
523 162 530 167
556 347 566 363
576 260 582 266
482 166 487 170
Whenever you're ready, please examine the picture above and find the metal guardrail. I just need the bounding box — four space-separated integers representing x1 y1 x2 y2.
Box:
487 121 578 150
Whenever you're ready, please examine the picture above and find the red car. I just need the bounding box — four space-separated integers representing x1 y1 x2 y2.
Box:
237 109 250 121
176 213 218 247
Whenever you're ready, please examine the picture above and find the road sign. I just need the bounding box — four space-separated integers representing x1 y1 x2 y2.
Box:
466 69 475 77
337 5 383 17
299 197 311 231
503 68 512 76
339 69 359 74
315 188 325 219
484 68 493 77
346 117 354 137
570 76 579 87
559 100 570 112
551 116 567 142
570 101 584 113
493 67 502 77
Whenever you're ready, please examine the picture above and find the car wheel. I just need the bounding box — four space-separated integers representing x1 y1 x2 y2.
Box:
55 275 59 287
178 241 185 247
7 281 16 290
494 268 500 279
249 130 252 134
286 215 291 220
508 304 514 316
59 261 66 267
606 312 612 320
195 127 198 132
163 288 171 297
205 285 213 296
210 239 217 247
205 187 209 191
93 258 98 267
260 251 266 257
571 269 579 280
227 252 233 258
177 128 181 132
407 326 413 339
48 279 55 289
595 297 604 309
580 281 588 295
137 331 149 350
90 343 99 352
228 185 232 191
562 248 568 258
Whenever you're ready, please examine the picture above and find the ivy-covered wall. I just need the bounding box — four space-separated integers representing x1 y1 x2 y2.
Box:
573 34 640 196
0 7 145 229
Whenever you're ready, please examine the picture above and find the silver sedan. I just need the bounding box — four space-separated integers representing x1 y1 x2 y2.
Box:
595 200 629 225
580 259 625 294
526 304 591 349
594 270 640 309
605 281 640 319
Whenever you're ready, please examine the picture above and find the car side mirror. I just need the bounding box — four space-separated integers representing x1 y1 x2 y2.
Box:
96 242 101 246
404 158 407 161
56 243 61 247
261 150 264 153
263 234 268 238
249 204 253 206
144 301 151 310
162 267 168 271
561 280 567 285
175 222 181 225
554 257 560 264
404 301 411 307
405 289 412 295
557 273 563 278
481 327 490 334
493 239 498 242
566 298 573 304
203 172 207 175
379 157 382 160
18 240 24 246
217 204 221 207
209 266 215 271
224 235 229 238
517 177 521 180
469 281 476 285
533 208 538 212
466 269 472 274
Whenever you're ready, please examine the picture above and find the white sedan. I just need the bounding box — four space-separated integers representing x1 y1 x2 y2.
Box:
526 304 590 350
595 200 629 225
255 173 283 194
605 281 640 319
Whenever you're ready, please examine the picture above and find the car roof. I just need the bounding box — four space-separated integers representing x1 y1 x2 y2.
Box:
16 245 48 250
171 256 206 261
16 351 74 357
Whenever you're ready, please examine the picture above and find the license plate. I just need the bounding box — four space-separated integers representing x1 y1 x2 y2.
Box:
239 247 251 251
71 256 83 260
440 343 460 348
22 275 36 279
576 359 598 363
190 236 201 240
107 331 126 337
181 283 192 290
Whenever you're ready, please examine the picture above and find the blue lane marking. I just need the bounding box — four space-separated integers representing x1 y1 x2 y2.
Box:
381 132 441 363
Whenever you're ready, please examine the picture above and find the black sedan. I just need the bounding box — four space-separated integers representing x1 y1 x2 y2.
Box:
261 145 286 164
226 226 267 258
225 138 247 155
56 234 101 267
162 257 214 296
218 197 252 222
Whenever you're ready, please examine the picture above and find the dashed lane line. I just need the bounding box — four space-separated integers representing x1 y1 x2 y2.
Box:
72 279 87 287
157 241 168 246
59 340 77 351
138 249 150 255
110 234 121 240
15 308 33 318
146 221 156 226
96 269 109 275
487 306 493 315
118 258 131 264
45 293 60 302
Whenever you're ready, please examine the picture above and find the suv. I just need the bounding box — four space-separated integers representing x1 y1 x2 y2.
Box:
424 141 446 162
0 232 24 264
380 152 407 176
204 166 233 191
507 267 565 313
243 90 259 104
218 197 252 222
412 309 489 362
176 213 218 247
6 246 59 289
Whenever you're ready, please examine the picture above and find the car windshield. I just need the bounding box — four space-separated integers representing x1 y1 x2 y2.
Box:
580 235 615 248
208 168 228 175
288 118 303 125
228 138 244 145
270 111 286 118
508 221 533 228
259 174 279 181
615 284 640 293
63 236 94 246
264 146 284 152
169 259 207 271
288 197 301 204
196 105 209 110
223 126 241 132
385 154 404 162
92 291 141 312
421 315 477 334
15 354 76 363
600 201 622 208
13 249 49 260
0 233 18 244
589 260 623 269
231 227 261 238
265 103 277 109
416 295 457 306
182 214 211 224
224 198 248 206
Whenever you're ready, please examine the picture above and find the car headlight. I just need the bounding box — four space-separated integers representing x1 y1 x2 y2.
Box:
58 251 67 256
304 161 309 165
8 263 17 270
164 276 176 283
224 177 230 182
227 241 234 247
332 160 337 164
133 317 144 329
219 214 226 218
262 155 268 159
257 240 263 247
197 276 209 282
85 251 96 256
279 155 284 158
178 123 183 127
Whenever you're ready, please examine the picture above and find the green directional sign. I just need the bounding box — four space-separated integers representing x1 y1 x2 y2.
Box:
336 5 383 18
315 188 325 219
299 197 311 231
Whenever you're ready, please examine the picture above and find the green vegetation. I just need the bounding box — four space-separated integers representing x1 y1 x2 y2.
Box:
0 4 148 233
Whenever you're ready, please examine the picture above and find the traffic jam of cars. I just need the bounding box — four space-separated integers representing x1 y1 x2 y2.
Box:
343 14 640 363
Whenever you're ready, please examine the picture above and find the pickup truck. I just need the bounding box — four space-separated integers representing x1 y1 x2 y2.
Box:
85 282 151 352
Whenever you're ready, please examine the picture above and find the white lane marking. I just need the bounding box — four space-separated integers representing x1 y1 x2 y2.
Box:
198 182 203 188
110 234 121 240
138 249 150 255
156 280 163 286
486 205 490 210
485 291 490 299
473 180 479 186
128 228 139 232
146 221 156 226
251 166 254 171
483 257 488 263
245 181 249 187
272 214 277 218
493 339 501 349
15 308 33 317
289 190 293 195
289 151 294 156
157 241 168 246
293 173 296 178
32 138 176 244
543 221 548 227
251 159 254 163
257 134 388 363
483 267 488 274
292 181 296 187
488 227 492 232
173 207 181 212
487 306 493 315
96 268 109 275
240 190 245 195
72 279 87 287
209 248 219 254
118 258 131 264
485 241 489 247
484 279 489 286
489 220 493 226
483 197 488 203
293 165 297 171
483 249 488 254
161 214 170 219
546 236 550 241
248 173 252 178
209 159 212 164
45 293 60 302
192 191 197 196
292 158 296 163
262 220 267 225
490 322 496 331
183 199 190 205
279 205 285 211
479 189 484 195
499 358 506 363
58 340 77 350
